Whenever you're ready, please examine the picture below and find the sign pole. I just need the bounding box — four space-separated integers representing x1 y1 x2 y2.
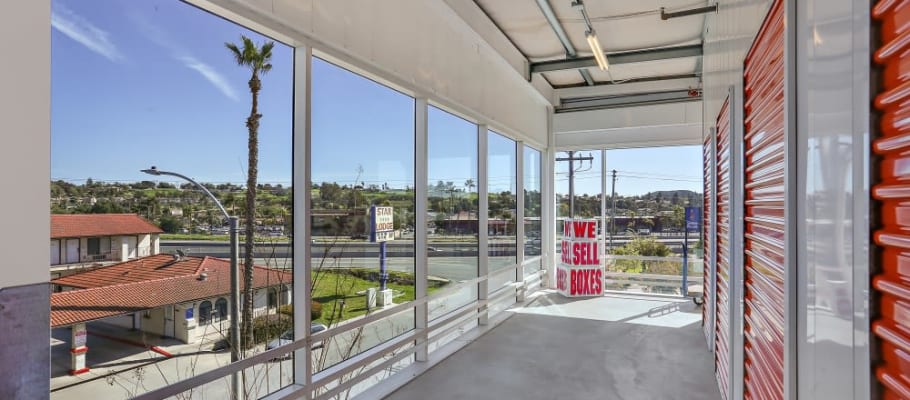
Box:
682 230 689 297
380 241 388 291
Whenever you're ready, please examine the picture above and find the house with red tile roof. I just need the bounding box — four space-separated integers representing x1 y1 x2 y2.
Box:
50 214 164 277
51 254 292 346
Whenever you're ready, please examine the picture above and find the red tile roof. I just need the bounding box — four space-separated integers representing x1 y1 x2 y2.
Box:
51 214 163 239
50 255 291 328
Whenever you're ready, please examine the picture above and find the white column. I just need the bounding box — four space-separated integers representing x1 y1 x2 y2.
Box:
542 107 557 289
415 97 429 362
515 142 525 301
478 125 490 325
292 44 313 393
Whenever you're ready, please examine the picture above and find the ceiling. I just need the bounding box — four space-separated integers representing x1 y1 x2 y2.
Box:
473 0 710 109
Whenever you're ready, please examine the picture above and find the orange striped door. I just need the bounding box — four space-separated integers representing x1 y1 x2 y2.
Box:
742 0 786 398
716 97 732 400
704 130 714 348
873 1 910 398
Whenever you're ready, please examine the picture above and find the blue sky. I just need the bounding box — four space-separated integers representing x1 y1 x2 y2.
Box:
51 0 701 196
51 0 293 185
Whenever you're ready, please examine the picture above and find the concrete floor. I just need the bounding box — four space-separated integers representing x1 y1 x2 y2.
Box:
387 292 721 400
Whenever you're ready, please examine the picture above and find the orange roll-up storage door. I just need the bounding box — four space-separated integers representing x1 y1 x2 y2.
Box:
873 1 910 398
715 97 732 400
742 0 785 399
704 130 714 348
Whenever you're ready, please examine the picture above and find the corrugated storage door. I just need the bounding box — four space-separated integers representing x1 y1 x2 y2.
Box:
742 0 785 399
873 1 910 398
715 97 731 400
704 131 714 347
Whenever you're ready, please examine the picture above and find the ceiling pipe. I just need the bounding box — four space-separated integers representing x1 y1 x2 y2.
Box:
534 0 595 85
660 4 718 20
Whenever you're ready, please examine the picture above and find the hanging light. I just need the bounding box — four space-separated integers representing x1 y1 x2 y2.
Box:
585 29 609 71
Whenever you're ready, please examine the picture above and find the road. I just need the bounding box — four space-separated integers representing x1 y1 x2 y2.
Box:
162 235 699 260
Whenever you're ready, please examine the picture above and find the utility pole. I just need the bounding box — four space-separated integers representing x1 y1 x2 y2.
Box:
609 169 617 250
555 151 594 219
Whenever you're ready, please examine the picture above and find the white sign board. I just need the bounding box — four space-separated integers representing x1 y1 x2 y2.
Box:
370 206 394 242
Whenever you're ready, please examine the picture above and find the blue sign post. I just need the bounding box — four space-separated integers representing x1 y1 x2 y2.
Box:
370 206 394 291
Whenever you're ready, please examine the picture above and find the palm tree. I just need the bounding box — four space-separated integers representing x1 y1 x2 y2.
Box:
464 179 475 193
226 35 274 349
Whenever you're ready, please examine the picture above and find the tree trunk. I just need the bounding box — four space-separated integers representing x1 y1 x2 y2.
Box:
241 72 262 350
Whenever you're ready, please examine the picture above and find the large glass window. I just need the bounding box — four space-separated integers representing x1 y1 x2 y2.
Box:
50 1 294 398
310 57 416 372
487 131 517 293
523 146 542 277
427 106 478 320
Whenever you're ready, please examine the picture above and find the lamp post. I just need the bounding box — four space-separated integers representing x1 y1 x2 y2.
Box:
141 166 242 400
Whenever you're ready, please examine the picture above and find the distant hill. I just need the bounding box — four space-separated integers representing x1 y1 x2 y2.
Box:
642 190 702 199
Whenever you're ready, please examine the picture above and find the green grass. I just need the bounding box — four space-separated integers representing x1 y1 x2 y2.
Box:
160 233 290 242
311 270 442 326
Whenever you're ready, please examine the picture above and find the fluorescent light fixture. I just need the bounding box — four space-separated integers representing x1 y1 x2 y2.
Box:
585 30 609 71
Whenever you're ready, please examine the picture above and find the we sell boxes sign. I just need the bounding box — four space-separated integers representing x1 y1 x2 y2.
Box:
556 219 603 297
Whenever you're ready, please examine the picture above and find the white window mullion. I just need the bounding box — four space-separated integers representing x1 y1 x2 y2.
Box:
478 125 489 325
292 45 313 396
415 97 429 362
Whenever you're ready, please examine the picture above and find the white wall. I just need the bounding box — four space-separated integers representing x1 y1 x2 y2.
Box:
138 234 152 257
554 102 702 150
0 0 49 289
187 0 550 149
702 0 774 137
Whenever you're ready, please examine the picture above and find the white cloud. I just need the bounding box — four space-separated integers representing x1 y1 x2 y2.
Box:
178 56 240 102
51 3 123 62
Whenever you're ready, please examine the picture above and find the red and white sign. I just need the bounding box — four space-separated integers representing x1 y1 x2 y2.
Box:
557 219 604 297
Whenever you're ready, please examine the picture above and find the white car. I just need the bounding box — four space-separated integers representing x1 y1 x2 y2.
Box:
266 324 328 359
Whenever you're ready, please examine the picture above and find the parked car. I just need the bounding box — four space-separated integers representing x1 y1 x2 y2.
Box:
266 323 328 360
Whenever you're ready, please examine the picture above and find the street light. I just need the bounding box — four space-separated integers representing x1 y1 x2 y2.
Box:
141 166 242 400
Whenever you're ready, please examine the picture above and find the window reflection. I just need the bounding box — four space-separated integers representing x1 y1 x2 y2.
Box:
523 146 542 277
310 57 416 372
487 131 517 293
427 106 478 320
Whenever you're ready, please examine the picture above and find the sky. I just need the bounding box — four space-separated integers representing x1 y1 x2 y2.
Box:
51 0 702 196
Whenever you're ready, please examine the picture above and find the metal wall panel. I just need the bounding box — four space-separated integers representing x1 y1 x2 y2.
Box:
704 129 715 348
716 97 732 400
742 1 785 398
873 1 910 398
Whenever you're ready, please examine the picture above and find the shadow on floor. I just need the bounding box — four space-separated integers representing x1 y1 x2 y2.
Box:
388 293 720 400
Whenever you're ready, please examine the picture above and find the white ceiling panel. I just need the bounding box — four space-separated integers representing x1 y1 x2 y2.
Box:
474 0 567 60
587 57 699 81
543 69 589 86
550 0 709 54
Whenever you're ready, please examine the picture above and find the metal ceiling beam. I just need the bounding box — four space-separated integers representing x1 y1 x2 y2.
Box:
555 89 701 113
533 0 595 85
530 44 703 74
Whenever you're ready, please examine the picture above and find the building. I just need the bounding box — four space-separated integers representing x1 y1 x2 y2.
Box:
0 0 899 399
50 214 163 278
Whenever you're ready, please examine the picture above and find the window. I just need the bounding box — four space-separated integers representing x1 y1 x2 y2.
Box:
311 57 416 372
198 301 213 325
215 298 228 322
87 238 101 256
487 130 517 294
427 106 478 320
523 146 542 277
268 288 278 309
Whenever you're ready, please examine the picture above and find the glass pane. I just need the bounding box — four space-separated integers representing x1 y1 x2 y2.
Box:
427 106 478 320
523 146 542 278
487 131 517 294
50 1 293 397
310 57 416 372
602 146 704 295
554 150 601 258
